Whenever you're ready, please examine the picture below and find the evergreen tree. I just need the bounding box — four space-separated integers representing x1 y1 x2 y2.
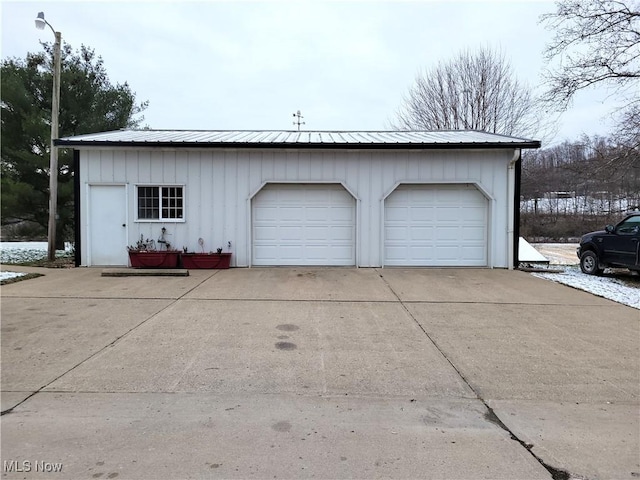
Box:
1 43 148 244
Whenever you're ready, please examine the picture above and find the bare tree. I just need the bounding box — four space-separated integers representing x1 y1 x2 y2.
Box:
540 0 639 170
392 46 542 137
541 0 639 109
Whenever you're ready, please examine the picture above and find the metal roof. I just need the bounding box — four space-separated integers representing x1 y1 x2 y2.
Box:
55 129 541 149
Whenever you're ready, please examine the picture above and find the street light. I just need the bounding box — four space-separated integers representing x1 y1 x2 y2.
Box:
35 11 61 261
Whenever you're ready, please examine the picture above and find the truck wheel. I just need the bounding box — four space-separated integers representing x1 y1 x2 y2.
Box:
580 250 603 275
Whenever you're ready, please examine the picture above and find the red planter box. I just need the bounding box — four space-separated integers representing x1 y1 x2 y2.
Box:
128 251 180 268
181 253 231 269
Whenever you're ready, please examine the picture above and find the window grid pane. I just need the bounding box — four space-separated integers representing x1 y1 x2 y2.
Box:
138 187 159 219
161 186 183 219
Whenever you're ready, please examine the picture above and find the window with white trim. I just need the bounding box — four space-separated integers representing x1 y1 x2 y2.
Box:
137 186 184 220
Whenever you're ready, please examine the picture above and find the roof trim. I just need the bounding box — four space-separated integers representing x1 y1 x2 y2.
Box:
54 129 541 149
55 140 540 149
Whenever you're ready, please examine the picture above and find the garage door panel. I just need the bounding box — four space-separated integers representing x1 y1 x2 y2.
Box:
386 226 409 241
253 206 279 221
253 226 278 241
306 245 353 259
253 245 277 261
277 189 303 202
386 207 409 222
410 227 434 241
436 227 462 241
306 226 334 241
280 246 303 260
462 226 485 241
434 244 459 261
279 226 304 240
385 184 487 267
305 207 330 221
330 207 355 222
278 207 305 221
436 190 462 203
330 226 355 241
435 207 460 221
409 189 434 202
458 208 485 220
461 246 486 260
409 245 434 260
253 184 355 266
410 207 435 221
385 246 409 260
330 245 355 258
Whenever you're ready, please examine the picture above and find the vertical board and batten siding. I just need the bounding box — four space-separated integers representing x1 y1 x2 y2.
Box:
79 147 513 267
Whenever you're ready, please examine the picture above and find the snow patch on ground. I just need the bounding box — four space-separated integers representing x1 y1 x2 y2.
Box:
1 242 73 283
528 243 639 310
532 266 639 310
0 271 27 282
0 241 72 264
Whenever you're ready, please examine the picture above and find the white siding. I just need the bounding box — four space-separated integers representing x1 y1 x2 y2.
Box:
78 148 515 268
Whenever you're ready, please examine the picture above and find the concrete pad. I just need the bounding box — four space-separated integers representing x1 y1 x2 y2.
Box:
2 266 636 479
1 267 215 299
1 297 173 391
46 300 473 398
407 302 640 402
0 392 551 479
379 268 614 305
488 400 640 480
185 267 398 301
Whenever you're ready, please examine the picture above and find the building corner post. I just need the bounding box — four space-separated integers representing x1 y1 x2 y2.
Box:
73 150 81 267
507 149 521 269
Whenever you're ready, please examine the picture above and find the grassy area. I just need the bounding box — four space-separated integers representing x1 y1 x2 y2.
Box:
13 254 75 268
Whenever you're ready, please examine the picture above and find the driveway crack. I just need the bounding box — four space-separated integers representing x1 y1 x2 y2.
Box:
374 269 574 480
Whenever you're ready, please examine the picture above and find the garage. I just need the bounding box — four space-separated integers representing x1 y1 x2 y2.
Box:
58 129 541 268
252 183 356 266
384 184 488 266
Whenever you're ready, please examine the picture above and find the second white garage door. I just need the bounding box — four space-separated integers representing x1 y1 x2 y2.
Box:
385 184 488 266
252 184 356 266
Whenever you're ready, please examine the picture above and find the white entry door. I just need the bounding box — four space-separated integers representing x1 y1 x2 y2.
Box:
88 185 128 266
384 184 488 266
252 184 356 266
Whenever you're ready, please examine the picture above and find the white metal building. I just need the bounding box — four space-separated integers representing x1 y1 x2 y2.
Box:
56 130 540 268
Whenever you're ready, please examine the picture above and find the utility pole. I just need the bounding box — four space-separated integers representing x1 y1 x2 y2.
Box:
292 110 305 131
35 12 62 261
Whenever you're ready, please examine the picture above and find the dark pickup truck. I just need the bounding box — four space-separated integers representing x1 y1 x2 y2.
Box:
577 212 640 275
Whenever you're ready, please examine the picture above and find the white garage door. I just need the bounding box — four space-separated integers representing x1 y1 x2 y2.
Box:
252 184 356 266
385 184 488 266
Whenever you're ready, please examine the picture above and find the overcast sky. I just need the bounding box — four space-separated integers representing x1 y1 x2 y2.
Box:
1 0 622 146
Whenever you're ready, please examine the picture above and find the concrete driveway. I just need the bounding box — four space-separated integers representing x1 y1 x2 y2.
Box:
1 267 638 479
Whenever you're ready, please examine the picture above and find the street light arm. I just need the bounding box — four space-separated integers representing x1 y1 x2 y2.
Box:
44 20 57 36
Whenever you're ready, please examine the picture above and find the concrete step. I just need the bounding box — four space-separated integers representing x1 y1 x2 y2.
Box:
101 268 189 277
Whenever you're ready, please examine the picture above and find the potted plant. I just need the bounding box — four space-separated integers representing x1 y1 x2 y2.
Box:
127 229 180 268
181 239 232 269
